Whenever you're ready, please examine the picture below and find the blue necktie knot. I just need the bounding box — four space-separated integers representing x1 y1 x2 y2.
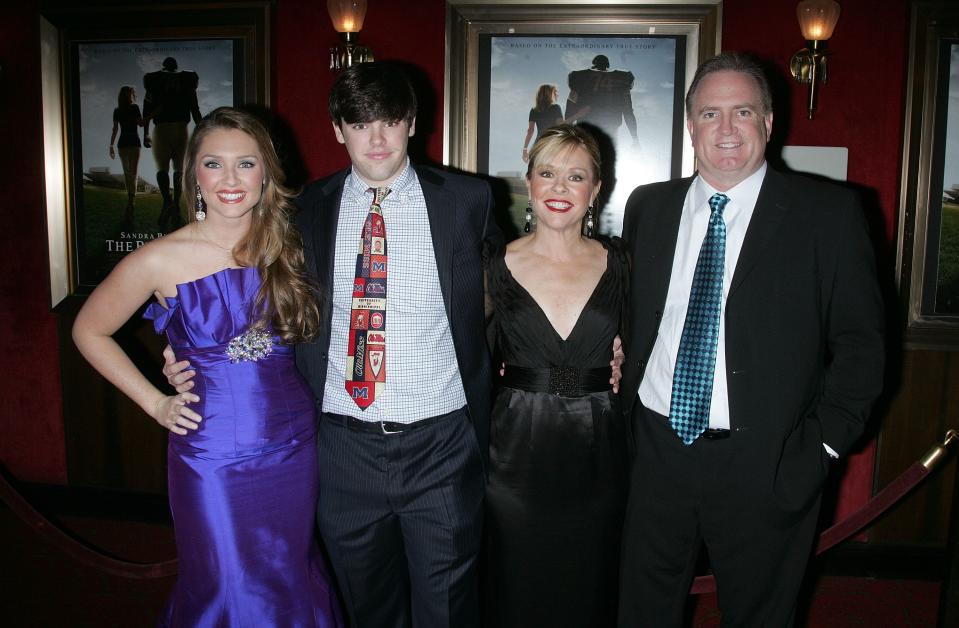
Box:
708 192 730 215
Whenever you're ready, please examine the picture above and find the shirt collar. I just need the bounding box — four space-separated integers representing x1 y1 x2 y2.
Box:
345 158 415 201
692 161 767 213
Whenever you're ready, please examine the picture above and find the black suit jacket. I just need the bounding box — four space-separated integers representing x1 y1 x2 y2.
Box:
621 167 884 514
293 165 501 460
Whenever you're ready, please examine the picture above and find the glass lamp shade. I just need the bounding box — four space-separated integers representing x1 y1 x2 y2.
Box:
796 0 840 41
328 0 367 33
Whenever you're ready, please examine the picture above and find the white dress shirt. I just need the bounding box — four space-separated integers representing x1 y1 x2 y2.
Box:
639 164 767 429
323 160 468 422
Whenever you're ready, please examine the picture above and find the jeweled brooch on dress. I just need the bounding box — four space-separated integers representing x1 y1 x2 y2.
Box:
226 328 273 363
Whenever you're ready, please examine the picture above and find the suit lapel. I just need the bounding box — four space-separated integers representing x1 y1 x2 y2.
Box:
314 173 347 293
416 166 454 319
729 168 789 296
647 179 690 307
629 178 689 358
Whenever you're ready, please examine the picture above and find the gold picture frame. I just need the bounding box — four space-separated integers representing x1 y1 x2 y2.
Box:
40 1 271 308
444 1 720 235
897 1 959 349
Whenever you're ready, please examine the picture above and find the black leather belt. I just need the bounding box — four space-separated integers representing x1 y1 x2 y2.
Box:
702 428 731 440
500 364 612 397
324 408 462 435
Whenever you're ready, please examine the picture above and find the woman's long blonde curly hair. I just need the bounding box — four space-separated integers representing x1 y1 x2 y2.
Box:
182 107 320 343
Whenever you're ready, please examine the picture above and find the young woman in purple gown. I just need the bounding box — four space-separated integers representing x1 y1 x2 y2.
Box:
73 107 343 627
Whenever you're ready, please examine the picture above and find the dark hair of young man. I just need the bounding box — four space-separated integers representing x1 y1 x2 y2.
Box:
328 62 418 126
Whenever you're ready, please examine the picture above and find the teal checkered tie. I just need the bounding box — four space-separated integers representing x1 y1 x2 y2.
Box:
669 193 729 445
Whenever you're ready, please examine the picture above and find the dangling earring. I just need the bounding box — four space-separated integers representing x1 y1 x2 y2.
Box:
195 185 206 222
585 205 594 238
524 199 533 233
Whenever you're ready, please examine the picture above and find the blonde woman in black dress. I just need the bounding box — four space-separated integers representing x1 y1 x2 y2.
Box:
485 124 629 627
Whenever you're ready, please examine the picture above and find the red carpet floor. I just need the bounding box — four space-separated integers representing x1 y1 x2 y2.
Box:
691 577 940 627
0 502 941 626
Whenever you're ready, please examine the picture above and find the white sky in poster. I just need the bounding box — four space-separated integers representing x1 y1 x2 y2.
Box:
78 40 235 177
945 44 959 195
487 36 679 234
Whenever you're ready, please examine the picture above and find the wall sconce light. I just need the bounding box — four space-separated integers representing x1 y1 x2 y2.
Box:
328 0 373 70
789 0 841 120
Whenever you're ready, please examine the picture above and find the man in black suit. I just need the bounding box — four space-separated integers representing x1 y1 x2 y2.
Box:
292 63 499 628
617 52 884 625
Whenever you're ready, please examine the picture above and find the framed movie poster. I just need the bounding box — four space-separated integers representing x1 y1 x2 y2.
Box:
932 43 959 316
898 1 959 349
446 1 720 236
480 34 684 235
41 2 270 307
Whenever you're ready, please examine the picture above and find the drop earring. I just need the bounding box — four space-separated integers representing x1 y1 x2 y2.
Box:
195 185 206 222
585 205 594 238
524 199 533 233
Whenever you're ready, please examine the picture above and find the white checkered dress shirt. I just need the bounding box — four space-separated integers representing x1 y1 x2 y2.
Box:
322 160 468 422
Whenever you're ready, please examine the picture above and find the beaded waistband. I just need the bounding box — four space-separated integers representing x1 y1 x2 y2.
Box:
176 332 291 366
500 364 612 397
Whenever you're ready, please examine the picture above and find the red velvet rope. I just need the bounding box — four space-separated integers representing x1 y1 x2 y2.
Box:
0 434 951 584
0 469 177 579
689 461 932 595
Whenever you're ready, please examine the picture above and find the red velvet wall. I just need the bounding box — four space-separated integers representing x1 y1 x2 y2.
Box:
0 1 67 484
723 0 907 242
722 0 909 525
275 0 448 176
2 0 909 527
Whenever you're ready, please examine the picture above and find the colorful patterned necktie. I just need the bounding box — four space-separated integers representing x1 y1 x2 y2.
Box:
668 192 729 444
345 186 390 410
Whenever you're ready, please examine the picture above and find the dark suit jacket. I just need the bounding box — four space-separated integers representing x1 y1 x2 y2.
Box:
293 165 501 461
620 167 884 515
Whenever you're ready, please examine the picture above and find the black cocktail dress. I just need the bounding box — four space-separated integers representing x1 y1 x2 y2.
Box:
484 237 629 627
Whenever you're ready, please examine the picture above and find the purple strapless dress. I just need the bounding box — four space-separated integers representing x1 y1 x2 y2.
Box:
144 267 343 628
